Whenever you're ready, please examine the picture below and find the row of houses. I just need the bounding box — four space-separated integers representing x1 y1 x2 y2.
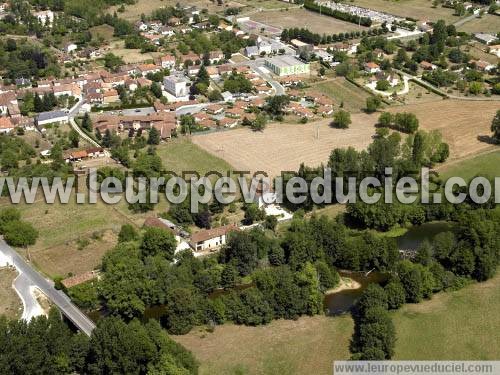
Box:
93 112 177 139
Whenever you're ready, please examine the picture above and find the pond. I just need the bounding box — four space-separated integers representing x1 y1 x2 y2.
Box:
324 271 388 316
396 221 456 251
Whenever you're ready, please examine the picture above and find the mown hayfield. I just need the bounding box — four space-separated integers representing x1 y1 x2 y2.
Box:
108 0 237 21
387 100 499 161
192 115 377 177
0 195 145 278
107 40 163 64
0 268 22 319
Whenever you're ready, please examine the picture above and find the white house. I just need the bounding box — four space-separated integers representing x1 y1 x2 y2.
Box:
65 43 77 54
160 55 176 69
488 44 500 58
364 62 381 74
163 74 190 98
315 49 334 63
136 21 148 31
189 225 238 252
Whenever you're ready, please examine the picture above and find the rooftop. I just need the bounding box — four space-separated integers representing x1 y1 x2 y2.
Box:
267 55 307 68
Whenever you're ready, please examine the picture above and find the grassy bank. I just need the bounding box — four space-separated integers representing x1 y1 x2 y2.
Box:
439 150 500 181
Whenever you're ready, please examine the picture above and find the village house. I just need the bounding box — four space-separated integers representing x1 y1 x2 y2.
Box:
206 104 224 115
206 66 219 79
187 64 201 76
94 112 177 139
364 62 381 74
163 74 190 99
489 44 500 58
64 43 78 54
189 224 238 252
474 33 497 45
179 53 201 66
218 117 239 128
0 117 15 133
472 60 495 72
102 89 120 104
64 149 88 162
160 55 176 70
225 107 245 119
142 33 162 46
160 26 175 37
314 49 334 63
193 112 209 123
420 61 437 71
125 79 138 92
207 50 224 64
0 91 17 114
138 64 161 77
198 118 218 128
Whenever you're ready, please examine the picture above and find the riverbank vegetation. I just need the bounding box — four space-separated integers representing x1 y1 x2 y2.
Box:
175 269 500 374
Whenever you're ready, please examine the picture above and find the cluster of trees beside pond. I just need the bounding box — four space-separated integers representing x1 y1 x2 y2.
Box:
70 214 402 334
0 310 198 374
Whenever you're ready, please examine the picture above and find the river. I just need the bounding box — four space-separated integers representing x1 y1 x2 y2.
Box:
324 221 456 315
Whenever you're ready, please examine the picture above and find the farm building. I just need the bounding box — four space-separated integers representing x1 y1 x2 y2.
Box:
189 225 239 252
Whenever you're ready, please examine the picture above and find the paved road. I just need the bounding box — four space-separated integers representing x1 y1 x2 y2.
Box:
13 273 44 321
393 69 500 102
68 100 106 150
453 12 480 27
0 239 96 336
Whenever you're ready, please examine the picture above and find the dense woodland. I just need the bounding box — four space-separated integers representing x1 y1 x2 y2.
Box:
0 310 198 374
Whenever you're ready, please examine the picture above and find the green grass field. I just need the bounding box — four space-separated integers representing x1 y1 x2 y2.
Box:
439 150 500 181
394 271 500 359
157 138 234 176
312 78 372 113
174 315 354 375
457 14 500 34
